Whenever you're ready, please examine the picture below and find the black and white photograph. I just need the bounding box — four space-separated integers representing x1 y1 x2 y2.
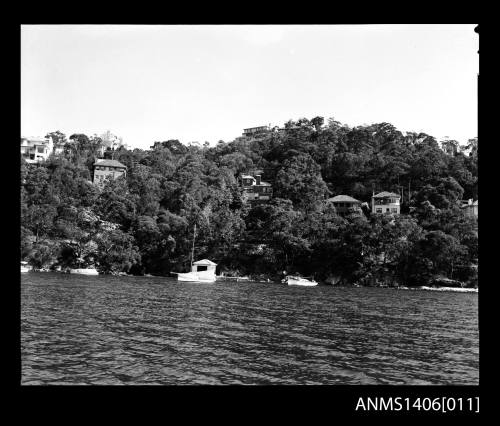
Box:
20 24 479 392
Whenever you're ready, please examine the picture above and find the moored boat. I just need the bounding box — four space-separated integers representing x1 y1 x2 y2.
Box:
216 274 250 282
69 268 99 275
21 261 31 273
172 259 217 283
171 224 217 283
285 275 318 286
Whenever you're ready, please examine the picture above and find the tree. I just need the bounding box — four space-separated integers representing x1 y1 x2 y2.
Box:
153 139 188 155
27 241 60 270
95 229 140 274
413 177 464 210
25 204 58 242
362 215 424 286
405 230 468 285
274 153 329 210
46 130 67 146
21 226 34 259
311 116 324 131
95 177 137 230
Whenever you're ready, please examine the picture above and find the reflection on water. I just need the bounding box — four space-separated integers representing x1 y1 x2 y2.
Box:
21 273 478 385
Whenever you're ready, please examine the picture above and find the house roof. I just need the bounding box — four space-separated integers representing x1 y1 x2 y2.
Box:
240 174 255 180
328 195 361 203
373 191 400 198
193 259 217 266
93 159 127 168
22 137 48 143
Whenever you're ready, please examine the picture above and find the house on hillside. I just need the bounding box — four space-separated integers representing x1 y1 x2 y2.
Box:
327 195 363 216
20 136 54 163
461 199 478 218
242 126 271 138
371 191 401 214
93 159 127 188
239 172 273 202
440 140 459 156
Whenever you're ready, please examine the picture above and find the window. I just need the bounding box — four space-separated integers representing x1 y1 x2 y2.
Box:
391 208 398 213
37 147 45 153
386 208 390 213
376 208 382 213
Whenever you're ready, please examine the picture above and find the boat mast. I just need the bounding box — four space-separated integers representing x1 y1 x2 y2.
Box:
190 223 196 269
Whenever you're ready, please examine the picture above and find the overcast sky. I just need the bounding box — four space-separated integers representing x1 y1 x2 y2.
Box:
21 24 478 149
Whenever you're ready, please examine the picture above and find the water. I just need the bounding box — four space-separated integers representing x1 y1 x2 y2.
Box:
21 273 479 385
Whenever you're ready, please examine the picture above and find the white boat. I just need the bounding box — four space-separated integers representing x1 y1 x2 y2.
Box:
69 268 99 275
172 259 217 282
171 224 217 283
21 261 30 273
285 275 318 286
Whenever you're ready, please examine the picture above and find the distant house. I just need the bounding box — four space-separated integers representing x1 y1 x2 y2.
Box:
461 199 478 218
20 136 54 163
327 195 362 216
93 159 127 188
372 192 401 214
440 140 459 156
239 172 273 202
242 126 271 138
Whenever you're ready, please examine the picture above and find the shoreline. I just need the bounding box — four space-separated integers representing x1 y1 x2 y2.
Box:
398 286 478 293
23 270 478 292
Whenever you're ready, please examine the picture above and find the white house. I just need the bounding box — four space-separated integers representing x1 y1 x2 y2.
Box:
371 191 401 214
20 136 54 163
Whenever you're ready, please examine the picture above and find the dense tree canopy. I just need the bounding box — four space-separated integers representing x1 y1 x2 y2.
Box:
20 118 478 286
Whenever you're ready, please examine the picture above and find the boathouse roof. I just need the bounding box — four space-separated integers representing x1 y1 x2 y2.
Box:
193 259 217 266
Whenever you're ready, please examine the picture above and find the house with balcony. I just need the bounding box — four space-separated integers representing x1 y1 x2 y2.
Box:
20 136 54 163
239 173 273 202
93 159 127 188
327 195 363 216
371 191 401 214
242 126 271 138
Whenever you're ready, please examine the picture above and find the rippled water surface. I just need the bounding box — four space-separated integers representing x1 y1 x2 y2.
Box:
21 273 479 385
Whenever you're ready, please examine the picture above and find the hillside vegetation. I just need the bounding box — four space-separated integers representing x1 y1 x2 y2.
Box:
20 118 478 286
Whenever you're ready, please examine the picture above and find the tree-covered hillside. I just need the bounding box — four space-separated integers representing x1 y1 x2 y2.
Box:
20 118 478 286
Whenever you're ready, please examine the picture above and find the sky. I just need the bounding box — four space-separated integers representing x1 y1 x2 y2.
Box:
21 24 478 149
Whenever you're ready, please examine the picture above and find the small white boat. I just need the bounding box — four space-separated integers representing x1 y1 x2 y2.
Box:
69 268 99 275
171 224 217 283
172 259 217 283
21 261 30 273
216 275 250 282
285 275 318 286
